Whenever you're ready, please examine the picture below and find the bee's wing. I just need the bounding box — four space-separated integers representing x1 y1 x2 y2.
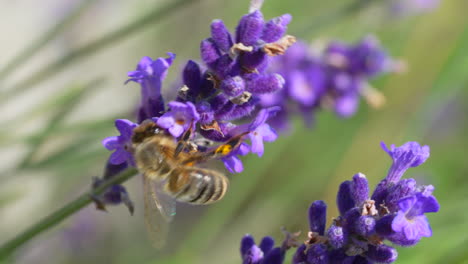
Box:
143 174 176 248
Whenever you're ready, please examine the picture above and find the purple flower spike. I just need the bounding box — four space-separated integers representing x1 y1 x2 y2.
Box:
292 244 307 264
201 38 221 65
246 73 285 94
384 178 417 212
235 10 264 46
241 234 256 256
381 141 430 183
327 224 347 249
211 19 233 53
183 60 202 93
261 14 292 43
156 101 200 137
351 173 369 206
102 119 138 165
391 193 439 240
375 214 396 237
126 53 175 100
259 236 275 255
306 244 329 264
262 247 285 264
337 181 355 216
355 216 376 237
308 200 327 235
365 244 398 264
221 76 245 97
237 141 439 264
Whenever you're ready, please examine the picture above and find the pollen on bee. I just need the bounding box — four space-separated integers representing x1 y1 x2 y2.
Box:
215 145 232 155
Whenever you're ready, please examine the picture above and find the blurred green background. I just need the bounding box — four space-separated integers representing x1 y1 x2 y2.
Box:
0 0 467 263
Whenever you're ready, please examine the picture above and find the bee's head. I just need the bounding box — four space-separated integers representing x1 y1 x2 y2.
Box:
131 120 165 144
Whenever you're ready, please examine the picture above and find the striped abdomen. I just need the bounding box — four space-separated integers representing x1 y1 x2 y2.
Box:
165 167 228 204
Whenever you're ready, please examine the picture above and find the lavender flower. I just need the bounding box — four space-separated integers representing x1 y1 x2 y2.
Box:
390 0 440 17
240 141 439 264
156 101 200 137
240 232 299 264
126 53 175 123
262 36 399 131
291 141 439 263
391 193 438 240
100 3 295 211
102 119 138 166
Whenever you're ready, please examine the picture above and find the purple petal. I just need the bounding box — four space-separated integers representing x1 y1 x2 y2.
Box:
156 114 175 129
397 195 416 213
419 193 440 213
115 119 137 139
240 234 255 256
201 38 221 65
235 10 264 46
351 173 369 206
335 93 359 118
261 14 292 43
246 73 285 94
102 136 119 150
391 211 407 233
411 215 432 238
169 125 184 137
222 155 244 173
109 149 129 165
288 70 316 106
308 200 327 235
259 236 275 255
337 181 355 216
221 76 245 97
237 142 251 155
249 106 281 130
382 141 430 183
257 123 277 142
249 132 264 157
211 19 233 52
262 247 283 264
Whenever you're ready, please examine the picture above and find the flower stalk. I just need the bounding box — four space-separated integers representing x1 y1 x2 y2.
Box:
0 168 137 259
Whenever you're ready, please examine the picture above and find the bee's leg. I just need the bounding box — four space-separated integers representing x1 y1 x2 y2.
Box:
212 131 250 157
175 120 195 157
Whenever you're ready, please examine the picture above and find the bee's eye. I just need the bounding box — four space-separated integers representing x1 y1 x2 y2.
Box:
154 128 160 134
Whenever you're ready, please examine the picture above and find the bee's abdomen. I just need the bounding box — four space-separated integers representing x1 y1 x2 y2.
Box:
167 167 228 204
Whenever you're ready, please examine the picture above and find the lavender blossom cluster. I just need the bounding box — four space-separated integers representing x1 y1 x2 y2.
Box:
240 141 439 264
261 36 401 131
95 5 295 211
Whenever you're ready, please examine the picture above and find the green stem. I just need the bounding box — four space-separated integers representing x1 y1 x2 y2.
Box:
0 168 138 259
0 0 97 81
0 0 200 104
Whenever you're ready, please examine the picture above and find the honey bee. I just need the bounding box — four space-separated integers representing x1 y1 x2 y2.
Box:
131 120 246 247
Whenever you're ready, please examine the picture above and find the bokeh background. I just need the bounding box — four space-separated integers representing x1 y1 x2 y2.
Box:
0 0 467 263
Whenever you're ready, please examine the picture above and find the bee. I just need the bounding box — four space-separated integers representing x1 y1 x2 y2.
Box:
131 120 246 247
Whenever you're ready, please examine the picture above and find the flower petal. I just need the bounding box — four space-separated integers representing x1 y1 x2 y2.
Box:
157 114 175 129
115 119 137 139
169 125 184 138
109 149 129 165
222 156 244 173
249 132 264 157
102 136 119 150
